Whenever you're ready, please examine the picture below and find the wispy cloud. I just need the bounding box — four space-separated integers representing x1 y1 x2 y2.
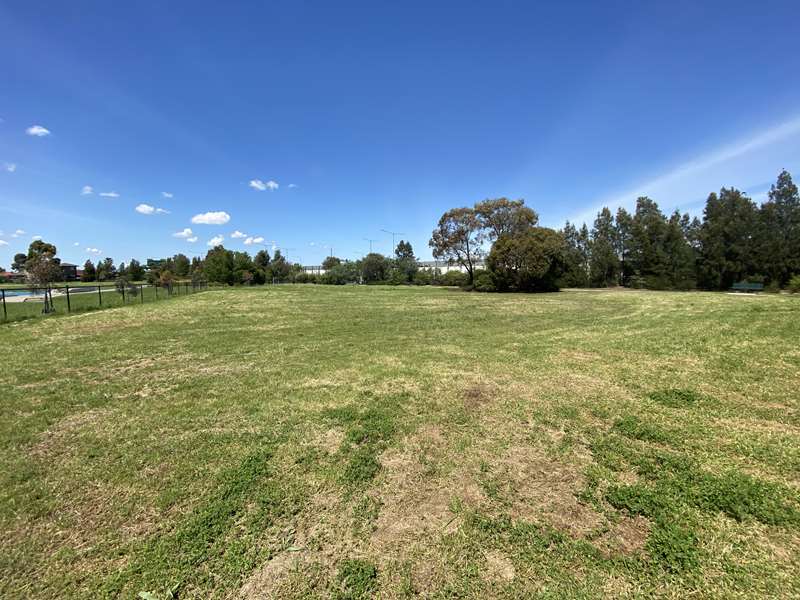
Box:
287 183 298 189
31 235 42 241
161 191 173 198
571 114 800 224
187 236 198 243
243 236 265 245
4 163 16 173
11 229 25 238
73 242 80 246
249 179 279 191
26 125 51 137
0 240 8 246
86 247 102 255
191 211 230 225
99 191 120 198
231 230 247 239
173 228 194 238
81 185 94 195
135 203 170 215
207 234 224 246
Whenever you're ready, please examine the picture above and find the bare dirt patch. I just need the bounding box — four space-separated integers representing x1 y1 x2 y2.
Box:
495 445 602 538
483 550 515 582
593 515 650 557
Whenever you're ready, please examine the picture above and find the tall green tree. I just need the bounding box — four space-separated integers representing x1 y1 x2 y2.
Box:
474 197 538 240
756 170 800 285
559 221 590 287
487 227 565 292
322 256 341 271
589 207 619 287
268 250 290 282
698 188 758 289
81 260 97 282
429 207 485 284
361 253 389 283
127 259 145 281
628 197 670 288
393 240 418 283
173 253 191 277
663 211 696 289
204 245 235 285
12 253 27 272
614 208 634 286
96 257 116 281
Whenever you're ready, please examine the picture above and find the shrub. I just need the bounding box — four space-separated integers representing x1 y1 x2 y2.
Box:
471 269 496 292
412 269 432 286
439 270 469 287
789 275 800 294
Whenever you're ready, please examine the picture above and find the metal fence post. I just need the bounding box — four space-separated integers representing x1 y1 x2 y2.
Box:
122 284 125 303
98 284 102 307
1 289 6 321
140 284 144 303
155 285 159 300
65 284 71 313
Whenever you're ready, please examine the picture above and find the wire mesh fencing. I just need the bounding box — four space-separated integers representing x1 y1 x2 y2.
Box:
1 280 208 323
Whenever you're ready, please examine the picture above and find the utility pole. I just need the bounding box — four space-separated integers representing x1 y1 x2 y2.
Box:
363 238 377 253
381 229 405 254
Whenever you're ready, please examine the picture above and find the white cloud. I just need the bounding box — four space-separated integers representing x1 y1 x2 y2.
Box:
243 236 265 246
135 203 168 215
250 179 279 191
161 191 173 198
191 211 230 225
11 229 24 238
26 125 51 137
73 242 80 246
571 113 800 224
231 230 247 238
4 163 16 173
288 183 298 188
207 234 224 246
135 203 156 215
0 240 8 246
99 191 120 198
81 185 94 195
173 228 194 238
31 235 42 241
86 247 102 255
187 236 198 243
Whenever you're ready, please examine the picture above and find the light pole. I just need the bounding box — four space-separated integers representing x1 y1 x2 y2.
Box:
363 238 377 253
381 229 405 254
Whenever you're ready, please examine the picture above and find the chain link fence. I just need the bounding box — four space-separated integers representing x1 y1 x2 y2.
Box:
1 280 208 323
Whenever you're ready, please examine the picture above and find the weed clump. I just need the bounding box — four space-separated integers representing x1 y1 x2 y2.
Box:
649 388 703 408
335 558 378 599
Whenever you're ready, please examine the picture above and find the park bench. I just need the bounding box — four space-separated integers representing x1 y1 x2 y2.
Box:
730 282 764 293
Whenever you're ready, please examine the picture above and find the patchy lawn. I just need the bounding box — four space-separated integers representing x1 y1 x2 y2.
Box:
1 285 798 598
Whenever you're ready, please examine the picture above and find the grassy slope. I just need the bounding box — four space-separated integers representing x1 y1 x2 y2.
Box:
0 286 798 598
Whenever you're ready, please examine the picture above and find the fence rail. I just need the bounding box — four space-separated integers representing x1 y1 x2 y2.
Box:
1 280 208 323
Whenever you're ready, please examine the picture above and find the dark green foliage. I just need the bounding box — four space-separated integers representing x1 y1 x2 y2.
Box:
646 518 699 573
81 259 96 282
342 447 381 484
322 261 361 284
322 255 342 271
589 207 619 286
471 269 496 292
649 388 703 408
203 245 236 285
439 270 469 287
335 559 378 599
361 253 390 283
487 227 565 292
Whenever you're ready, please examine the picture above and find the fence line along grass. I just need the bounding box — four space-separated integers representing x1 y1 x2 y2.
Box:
0 281 207 323
1 286 798 598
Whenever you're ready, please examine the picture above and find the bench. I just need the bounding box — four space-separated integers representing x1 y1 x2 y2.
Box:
730 282 764 293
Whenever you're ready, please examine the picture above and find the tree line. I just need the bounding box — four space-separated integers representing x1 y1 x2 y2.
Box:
428 170 800 293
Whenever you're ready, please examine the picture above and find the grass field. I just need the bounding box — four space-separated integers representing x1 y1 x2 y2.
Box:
1 285 799 598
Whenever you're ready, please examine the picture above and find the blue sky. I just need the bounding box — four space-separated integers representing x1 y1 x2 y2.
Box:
2 1 800 267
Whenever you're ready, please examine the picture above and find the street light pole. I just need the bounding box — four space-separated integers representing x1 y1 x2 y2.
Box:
381 229 405 254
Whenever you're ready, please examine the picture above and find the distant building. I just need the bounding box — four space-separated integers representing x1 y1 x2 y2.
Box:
1 271 24 283
418 260 485 274
60 262 79 281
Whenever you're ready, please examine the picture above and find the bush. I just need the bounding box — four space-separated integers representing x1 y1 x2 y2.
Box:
789 275 800 294
413 269 432 286
471 269 496 292
439 270 469 287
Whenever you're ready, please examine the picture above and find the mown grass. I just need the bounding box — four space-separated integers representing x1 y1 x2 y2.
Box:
1 286 798 598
